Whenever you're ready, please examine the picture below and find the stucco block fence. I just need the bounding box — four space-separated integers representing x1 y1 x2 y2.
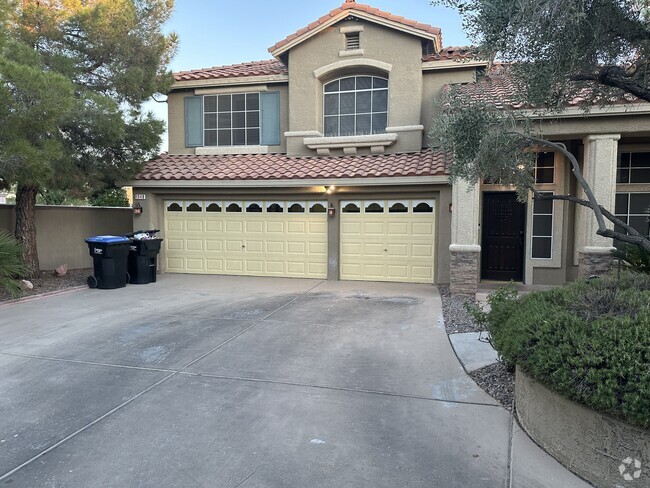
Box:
515 367 649 487
0 205 133 270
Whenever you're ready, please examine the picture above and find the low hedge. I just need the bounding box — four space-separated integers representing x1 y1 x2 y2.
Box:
470 273 650 429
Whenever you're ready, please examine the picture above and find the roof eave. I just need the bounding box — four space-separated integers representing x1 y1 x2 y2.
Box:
170 74 290 91
269 9 442 59
127 175 451 188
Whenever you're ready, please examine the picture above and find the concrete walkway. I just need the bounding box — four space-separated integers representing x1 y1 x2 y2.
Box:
0 275 590 487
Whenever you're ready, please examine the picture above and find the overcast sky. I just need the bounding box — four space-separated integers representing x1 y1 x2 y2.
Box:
145 0 470 152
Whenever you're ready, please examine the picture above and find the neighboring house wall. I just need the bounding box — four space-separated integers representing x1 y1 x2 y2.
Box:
0 205 132 270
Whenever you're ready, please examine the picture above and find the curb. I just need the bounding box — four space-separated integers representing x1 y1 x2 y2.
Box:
0 286 87 307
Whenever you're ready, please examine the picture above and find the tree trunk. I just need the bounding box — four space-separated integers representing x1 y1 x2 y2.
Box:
15 185 39 277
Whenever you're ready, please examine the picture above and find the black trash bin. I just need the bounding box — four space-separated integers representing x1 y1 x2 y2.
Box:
84 236 131 289
126 231 163 284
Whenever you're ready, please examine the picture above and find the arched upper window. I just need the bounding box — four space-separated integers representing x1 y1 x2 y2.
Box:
323 76 388 137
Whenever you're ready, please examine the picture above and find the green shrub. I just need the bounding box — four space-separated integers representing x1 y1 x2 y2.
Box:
478 274 650 429
89 188 130 207
0 230 27 298
612 244 650 274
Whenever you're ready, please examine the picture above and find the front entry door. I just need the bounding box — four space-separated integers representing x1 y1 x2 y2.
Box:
481 192 526 281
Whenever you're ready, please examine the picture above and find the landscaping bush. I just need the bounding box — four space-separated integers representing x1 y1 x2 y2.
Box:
469 274 650 429
0 230 27 298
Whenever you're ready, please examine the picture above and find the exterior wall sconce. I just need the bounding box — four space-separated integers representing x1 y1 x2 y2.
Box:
328 203 336 217
133 202 143 215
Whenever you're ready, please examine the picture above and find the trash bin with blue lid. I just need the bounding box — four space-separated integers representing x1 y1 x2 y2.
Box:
84 235 131 289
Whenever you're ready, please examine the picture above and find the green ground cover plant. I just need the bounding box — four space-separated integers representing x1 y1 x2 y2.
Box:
468 274 650 429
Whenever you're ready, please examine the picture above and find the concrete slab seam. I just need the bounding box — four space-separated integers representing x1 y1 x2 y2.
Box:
0 371 177 483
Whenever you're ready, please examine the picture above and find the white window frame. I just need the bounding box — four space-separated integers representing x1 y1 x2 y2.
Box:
203 92 261 147
617 151 650 184
615 192 650 239
531 192 554 260
323 76 389 137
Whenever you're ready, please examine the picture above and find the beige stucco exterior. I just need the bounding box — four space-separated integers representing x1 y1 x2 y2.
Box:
139 2 650 291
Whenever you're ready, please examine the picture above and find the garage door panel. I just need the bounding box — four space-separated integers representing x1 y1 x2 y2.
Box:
340 199 435 284
246 221 264 233
165 200 326 279
206 259 223 271
287 242 306 254
245 240 264 253
266 241 284 254
167 239 184 251
205 220 223 233
206 240 223 252
186 220 203 232
186 239 203 251
186 258 204 271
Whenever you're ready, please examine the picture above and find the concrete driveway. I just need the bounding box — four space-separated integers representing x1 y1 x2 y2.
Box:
0 275 581 487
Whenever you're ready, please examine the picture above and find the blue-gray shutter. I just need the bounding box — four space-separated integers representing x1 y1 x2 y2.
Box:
184 96 203 147
260 91 281 146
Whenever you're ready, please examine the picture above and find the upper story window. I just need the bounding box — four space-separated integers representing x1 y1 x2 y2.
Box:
204 93 260 146
617 152 650 184
535 152 555 184
323 76 388 137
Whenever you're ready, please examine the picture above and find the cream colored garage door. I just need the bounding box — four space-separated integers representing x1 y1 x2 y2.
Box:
164 200 328 278
340 199 436 284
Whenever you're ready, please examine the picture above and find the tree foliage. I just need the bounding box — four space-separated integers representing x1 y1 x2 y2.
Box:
435 0 650 105
0 0 177 271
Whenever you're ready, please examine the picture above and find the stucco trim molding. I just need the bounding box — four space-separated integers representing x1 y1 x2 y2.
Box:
195 85 270 95
422 60 488 71
172 74 289 90
304 133 398 152
580 246 616 254
449 244 481 253
585 134 622 142
313 59 392 79
385 125 424 133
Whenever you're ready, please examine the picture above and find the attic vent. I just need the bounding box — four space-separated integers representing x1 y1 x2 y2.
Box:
346 32 360 50
422 40 435 59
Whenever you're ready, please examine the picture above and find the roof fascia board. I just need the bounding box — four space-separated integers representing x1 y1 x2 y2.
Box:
422 60 488 71
519 103 650 119
127 176 450 188
270 10 441 58
172 74 289 90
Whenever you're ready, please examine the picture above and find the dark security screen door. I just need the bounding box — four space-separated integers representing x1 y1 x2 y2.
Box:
481 192 526 281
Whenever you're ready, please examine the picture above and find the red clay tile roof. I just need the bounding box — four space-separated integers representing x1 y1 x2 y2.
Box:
453 66 639 110
136 151 448 182
424 46 477 62
174 60 287 82
269 1 441 54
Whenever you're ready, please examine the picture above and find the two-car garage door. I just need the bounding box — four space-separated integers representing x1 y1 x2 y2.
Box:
163 198 436 283
164 200 328 279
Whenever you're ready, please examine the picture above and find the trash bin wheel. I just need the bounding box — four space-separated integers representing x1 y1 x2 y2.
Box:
87 276 98 289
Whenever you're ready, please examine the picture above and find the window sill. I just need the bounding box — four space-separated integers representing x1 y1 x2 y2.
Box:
304 133 398 156
195 145 274 155
339 49 365 58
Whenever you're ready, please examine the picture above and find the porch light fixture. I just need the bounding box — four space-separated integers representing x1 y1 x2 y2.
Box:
133 202 143 215
326 185 336 195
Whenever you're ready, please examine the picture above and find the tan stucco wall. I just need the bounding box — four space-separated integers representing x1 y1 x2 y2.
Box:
134 184 452 283
422 68 477 147
167 84 289 155
287 19 425 156
0 205 132 270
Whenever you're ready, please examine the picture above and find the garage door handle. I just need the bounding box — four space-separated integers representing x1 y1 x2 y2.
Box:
384 248 388 252
242 245 246 248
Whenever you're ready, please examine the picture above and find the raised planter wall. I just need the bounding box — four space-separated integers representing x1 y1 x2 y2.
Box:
515 367 649 488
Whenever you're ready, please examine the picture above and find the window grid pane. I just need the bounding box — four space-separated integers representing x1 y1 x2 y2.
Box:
615 193 650 245
617 152 650 183
204 93 260 146
532 192 553 259
322 76 388 137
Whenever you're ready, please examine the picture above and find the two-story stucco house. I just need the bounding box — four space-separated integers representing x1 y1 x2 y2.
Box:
130 0 650 296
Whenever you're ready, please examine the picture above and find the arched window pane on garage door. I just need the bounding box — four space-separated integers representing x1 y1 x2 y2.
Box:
323 76 388 137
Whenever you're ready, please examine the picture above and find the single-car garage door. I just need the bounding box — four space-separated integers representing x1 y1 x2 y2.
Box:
340 199 436 284
164 200 328 278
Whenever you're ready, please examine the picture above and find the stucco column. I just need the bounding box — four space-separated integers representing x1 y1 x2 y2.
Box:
449 180 481 296
575 134 620 278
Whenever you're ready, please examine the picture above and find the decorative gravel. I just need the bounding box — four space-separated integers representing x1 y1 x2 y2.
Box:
438 284 485 334
439 284 514 410
468 362 515 411
0 269 90 303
